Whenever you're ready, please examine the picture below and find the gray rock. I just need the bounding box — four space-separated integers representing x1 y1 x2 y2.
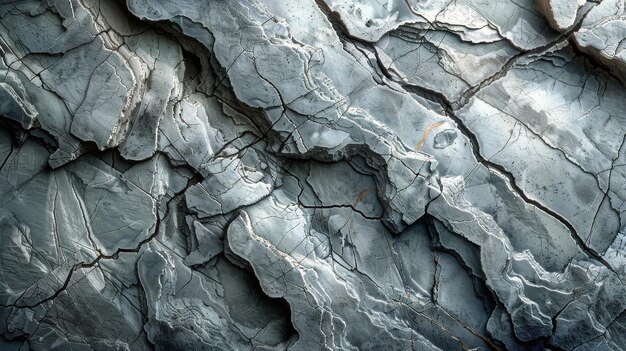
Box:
1 0 626 350
574 0 626 85
433 129 458 149
536 0 587 31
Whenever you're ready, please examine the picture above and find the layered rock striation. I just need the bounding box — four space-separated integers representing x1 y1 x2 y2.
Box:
2 0 626 350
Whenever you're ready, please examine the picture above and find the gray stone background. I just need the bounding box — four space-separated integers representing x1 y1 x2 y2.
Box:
1 0 626 350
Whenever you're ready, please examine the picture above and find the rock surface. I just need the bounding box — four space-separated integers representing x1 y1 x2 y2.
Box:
1 0 626 350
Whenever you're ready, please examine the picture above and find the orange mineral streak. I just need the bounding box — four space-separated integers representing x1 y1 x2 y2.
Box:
415 121 446 150
354 188 372 206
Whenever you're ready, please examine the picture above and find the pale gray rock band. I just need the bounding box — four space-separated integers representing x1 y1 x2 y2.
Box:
1 0 626 350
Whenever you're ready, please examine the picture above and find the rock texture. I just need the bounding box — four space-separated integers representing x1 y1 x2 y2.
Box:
1 0 626 350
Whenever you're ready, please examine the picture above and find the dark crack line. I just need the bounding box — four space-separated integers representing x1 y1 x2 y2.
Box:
391 53 615 275
1 172 202 310
443 102 619 274
329 0 622 275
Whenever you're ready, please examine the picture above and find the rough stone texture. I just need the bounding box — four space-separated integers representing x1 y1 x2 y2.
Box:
536 0 587 31
1 0 626 350
540 0 626 86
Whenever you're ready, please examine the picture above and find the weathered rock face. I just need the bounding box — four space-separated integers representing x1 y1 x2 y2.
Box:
1 0 626 350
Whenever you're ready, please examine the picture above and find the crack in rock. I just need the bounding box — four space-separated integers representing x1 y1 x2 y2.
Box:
2 0 626 350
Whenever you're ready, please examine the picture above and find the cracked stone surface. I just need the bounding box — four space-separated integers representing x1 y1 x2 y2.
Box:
2 0 626 350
